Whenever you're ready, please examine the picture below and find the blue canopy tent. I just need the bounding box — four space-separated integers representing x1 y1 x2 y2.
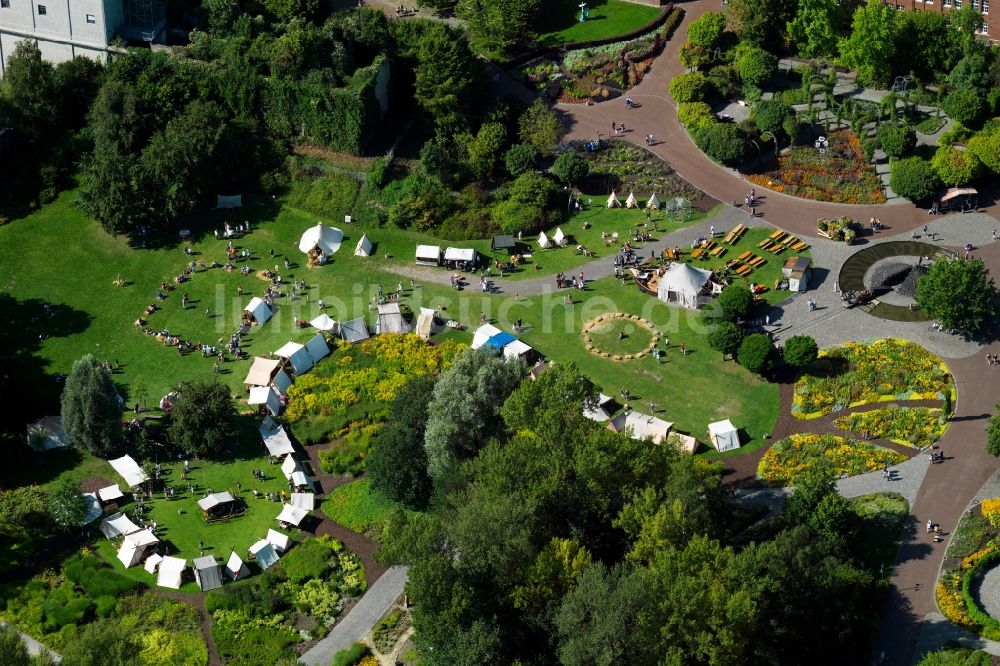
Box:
485 332 516 352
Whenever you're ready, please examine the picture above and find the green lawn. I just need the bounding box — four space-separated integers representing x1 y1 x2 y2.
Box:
538 0 661 45
587 317 654 356
322 478 416 538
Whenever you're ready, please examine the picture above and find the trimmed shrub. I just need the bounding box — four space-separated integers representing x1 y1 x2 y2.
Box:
687 12 728 49
737 333 775 375
718 285 755 321
736 45 777 87
693 122 749 166
669 72 709 103
931 146 982 187
331 642 372 666
876 123 917 159
783 335 819 369
967 134 1000 176
889 157 939 202
752 99 794 137
678 102 715 131
944 88 987 127
504 143 540 177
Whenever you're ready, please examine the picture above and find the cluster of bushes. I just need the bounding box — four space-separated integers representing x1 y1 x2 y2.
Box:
889 118 1000 201
206 536 366 664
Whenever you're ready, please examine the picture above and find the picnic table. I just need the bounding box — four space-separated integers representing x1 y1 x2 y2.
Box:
710 246 726 258
769 229 784 240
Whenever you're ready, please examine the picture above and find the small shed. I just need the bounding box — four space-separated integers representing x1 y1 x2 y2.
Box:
193 555 224 591
157 556 187 589
248 386 281 416
225 552 249 581
275 341 313 374
708 419 741 452
491 235 516 253
249 539 280 570
244 297 273 325
340 317 370 343
376 302 411 334
355 234 373 257
415 245 442 266
782 256 812 292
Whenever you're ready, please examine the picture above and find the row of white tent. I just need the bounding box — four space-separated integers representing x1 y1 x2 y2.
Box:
415 245 478 266
606 191 661 209
469 324 534 362
298 224 374 258
537 227 568 250
581 394 739 452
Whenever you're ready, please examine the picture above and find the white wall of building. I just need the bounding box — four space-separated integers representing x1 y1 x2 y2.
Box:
0 0 122 76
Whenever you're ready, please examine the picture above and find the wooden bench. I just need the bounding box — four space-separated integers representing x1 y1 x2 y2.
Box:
710 246 726 257
749 256 767 267
781 235 799 246
737 250 752 261
769 229 784 240
757 239 773 250
691 247 705 260
768 244 785 254
735 264 754 276
722 230 737 245
791 241 809 251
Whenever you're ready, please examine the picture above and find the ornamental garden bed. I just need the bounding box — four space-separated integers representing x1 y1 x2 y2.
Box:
835 406 948 449
792 339 953 419
757 433 906 486
579 140 704 203
937 500 1000 638
746 130 885 205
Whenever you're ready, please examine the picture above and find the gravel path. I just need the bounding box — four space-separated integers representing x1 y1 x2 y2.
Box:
0 621 61 663
299 566 409 666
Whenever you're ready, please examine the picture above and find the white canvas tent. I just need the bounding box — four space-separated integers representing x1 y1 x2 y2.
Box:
608 411 674 445
249 540 280 570
157 556 187 589
656 263 713 310
275 342 313 374
193 555 224 592
225 552 249 581
244 297 273 325
281 455 301 480
471 323 502 350
304 333 331 364
552 227 568 247
299 223 343 254
583 394 616 423
376 303 411 334
537 231 553 249
100 512 141 539
291 471 310 489
259 416 295 458
354 234 373 257
415 245 442 266
244 357 282 387
291 492 315 511
708 419 740 452
117 529 158 568
607 191 622 208
415 308 443 340
310 313 337 332
646 193 661 210
197 491 237 514
144 553 163 574
248 386 281 416
276 504 308 527
625 192 638 208
26 416 68 451
109 455 148 488
272 369 292 396
340 317 370 343
444 247 477 263
98 484 124 503
266 529 291 553
503 339 533 362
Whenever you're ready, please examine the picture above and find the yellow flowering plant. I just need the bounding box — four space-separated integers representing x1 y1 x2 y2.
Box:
757 433 906 486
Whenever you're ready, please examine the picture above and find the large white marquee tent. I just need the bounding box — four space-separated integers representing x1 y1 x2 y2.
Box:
656 263 713 310
299 223 343 255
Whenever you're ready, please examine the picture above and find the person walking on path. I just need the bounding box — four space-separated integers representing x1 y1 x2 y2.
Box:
926 519 932 534
679 342 686 356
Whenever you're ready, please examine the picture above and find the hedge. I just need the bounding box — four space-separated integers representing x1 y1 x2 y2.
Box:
962 549 1000 637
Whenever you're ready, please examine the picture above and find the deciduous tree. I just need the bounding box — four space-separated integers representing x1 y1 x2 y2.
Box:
889 157 939 202
708 321 743 359
931 146 982 187
986 405 1000 457
550 152 589 186
782 335 819 369
61 354 122 457
367 375 435 509
916 258 997 333
167 379 237 458
786 0 844 57
48 478 89 530
688 12 729 49
838 0 898 88
717 284 755 321
737 333 775 375
518 99 563 156
504 143 540 177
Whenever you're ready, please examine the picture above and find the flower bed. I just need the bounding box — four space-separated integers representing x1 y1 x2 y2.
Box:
937 504 1000 635
757 433 906 486
287 334 463 444
792 339 952 419
564 34 659 89
835 407 948 449
747 130 885 205
581 140 702 199
518 60 560 92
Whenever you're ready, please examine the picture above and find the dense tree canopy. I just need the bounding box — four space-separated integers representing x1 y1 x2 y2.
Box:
167 379 237 458
987 403 1000 457
367 375 435 509
708 321 743 359
786 0 845 57
737 333 775 375
890 157 939 202
48 478 89 530
783 335 819 369
916 258 997 333
838 0 898 88
61 354 122 457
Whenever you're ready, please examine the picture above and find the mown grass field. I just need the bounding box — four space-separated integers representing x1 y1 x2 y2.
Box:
537 0 661 46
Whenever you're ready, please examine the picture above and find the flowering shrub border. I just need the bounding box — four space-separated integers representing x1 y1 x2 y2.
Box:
757 432 906 486
792 339 953 419
582 312 659 360
835 407 948 449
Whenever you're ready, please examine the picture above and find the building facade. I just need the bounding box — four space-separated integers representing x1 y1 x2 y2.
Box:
0 0 164 76
884 0 995 41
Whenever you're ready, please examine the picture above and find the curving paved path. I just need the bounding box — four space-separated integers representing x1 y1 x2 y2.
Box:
549 4 1000 663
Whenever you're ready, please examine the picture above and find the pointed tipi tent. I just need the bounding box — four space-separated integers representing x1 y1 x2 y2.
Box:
607 191 622 208
354 234 373 257
552 227 567 247
625 192 638 208
646 193 661 210
538 231 553 249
